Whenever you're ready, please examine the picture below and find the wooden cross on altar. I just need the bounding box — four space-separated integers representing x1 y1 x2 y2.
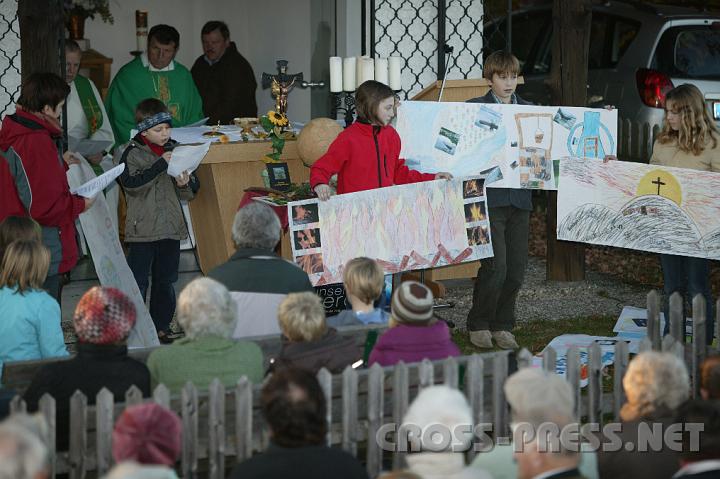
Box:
652 176 665 195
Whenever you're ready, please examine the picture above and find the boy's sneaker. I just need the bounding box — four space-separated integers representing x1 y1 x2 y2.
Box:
469 330 493 349
492 331 519 350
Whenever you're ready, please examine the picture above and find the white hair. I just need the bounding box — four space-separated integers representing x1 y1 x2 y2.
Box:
103 461 178 479
505 368 575 425
0 421 48 479
621 351 690 421
402 385 473 452
231 203 281 250
177 277 236 340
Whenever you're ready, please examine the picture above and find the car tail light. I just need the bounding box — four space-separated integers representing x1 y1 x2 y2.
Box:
636 68 674 108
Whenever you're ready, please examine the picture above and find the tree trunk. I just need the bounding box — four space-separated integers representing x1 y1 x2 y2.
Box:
546 0 591 281
18 0 64 81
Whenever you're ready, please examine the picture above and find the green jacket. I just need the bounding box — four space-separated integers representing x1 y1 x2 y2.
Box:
147 336 264 393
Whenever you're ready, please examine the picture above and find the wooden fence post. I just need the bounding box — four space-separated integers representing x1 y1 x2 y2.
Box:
38 394 56 478
366 363 384 478
68 391 87 479
208 379 226 479
392 362 409 470
587 343 602 425
341 366 359 456
669 292 684 342
181 382 199 479
516 349 533 369
647 290 661 351
10 395 26 414
465 355 484 462
566 347 581 420
419 359 434 389
317 368 333 446
493 352 509 438
443 357 459 389
95 388 114 477
692 294 707 399
543 347 557 373
124 385 143 406
235 377 253 462
612 342 629 421
153 384 170 409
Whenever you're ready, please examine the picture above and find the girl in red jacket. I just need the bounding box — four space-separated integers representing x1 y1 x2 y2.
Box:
311 80 451 199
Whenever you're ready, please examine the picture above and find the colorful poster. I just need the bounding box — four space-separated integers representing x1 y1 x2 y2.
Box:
395 101 617 190
66 157 159 347
287 178 493 285
557 158 720 260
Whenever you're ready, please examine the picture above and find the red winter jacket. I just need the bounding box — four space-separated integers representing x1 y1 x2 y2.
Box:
0 108 86 274
310 120 434 194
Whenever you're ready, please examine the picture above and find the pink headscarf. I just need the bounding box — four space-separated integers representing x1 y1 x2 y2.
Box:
112 403 182 466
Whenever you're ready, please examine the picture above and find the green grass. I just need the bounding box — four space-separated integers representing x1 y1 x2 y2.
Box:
451 314 617 355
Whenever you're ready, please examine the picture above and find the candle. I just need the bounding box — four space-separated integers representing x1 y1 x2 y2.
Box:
135 10 148 52
329 57 342 93
342 57 356 91
355 56 366 89
360 57 375 85
389 56 402 91
374 58 389 85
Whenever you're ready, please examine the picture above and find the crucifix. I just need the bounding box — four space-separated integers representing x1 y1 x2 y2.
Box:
652 176 665 195
261 60 303 117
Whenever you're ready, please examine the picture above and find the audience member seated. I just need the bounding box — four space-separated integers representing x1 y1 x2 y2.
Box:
472 367 598 479
228 367 368 479
327 257 389 328
147 277 264 393
701 355 720 400
113 403 181 468
672 399 720 478
368 281 459 366
0 240 68 383
507 368 587 479
271 292 361 374
0 417 49 479
0 216 41 263
596 351 689 479
207 203 313 338
24 287 150 450
399 385 492 479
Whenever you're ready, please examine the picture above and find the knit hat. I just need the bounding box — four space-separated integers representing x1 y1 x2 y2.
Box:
112 403 182 467
73 287 136 344
136 111 172 133
391 281 434 325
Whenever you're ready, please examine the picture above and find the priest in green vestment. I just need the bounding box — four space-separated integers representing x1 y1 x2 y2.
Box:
105 24 204 146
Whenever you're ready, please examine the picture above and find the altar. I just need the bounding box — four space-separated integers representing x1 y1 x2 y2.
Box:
188 139 308 273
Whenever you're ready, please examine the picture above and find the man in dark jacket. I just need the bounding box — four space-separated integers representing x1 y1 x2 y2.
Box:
465 50 533 351
191 21 257 124
229 367 368 479
24 287 151 450
208 202 314 338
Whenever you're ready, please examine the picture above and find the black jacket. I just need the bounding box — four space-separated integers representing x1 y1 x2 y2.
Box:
467 90 533 211
191 42 257 123
229 443 368 479
23 343 151 450
270 328 361 374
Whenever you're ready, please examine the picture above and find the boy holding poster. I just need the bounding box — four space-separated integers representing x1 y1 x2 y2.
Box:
465 51 533 350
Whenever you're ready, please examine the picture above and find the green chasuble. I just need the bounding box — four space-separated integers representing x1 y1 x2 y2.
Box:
105 56 204 145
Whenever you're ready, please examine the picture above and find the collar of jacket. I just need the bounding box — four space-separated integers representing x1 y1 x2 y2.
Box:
230 247 281 261
11 107 63 137
354 118 386 136
76 342 129 359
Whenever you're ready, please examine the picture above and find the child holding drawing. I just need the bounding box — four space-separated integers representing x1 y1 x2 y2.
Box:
117 98 199 343
310 80 452 199
650 84 720 343
465 51 533 350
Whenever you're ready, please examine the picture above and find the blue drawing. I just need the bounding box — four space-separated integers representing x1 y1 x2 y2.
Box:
474 105 502 130
566 111 615 158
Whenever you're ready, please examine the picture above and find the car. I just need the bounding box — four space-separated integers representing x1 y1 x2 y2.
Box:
483 0 720 159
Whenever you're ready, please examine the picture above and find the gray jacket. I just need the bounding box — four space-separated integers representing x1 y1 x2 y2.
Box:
116 138 197 242
467 90 533 211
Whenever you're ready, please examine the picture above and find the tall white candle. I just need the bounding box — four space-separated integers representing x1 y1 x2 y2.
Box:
360 57 375 85
355 56 367 89
374 58 389 85
342 57 356 91
329 57 342 93
388 56 402 91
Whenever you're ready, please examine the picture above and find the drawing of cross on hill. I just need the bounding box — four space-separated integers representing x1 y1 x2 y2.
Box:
652 176 666 195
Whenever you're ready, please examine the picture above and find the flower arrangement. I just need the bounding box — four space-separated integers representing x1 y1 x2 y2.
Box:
260 110 290 163
64 0 114 23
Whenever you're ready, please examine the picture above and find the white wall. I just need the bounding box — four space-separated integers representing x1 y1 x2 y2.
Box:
84 0 315 121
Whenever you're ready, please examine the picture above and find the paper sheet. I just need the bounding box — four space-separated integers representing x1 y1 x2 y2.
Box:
71 162 125 198
166 142 211 177
186 117 209 127
68 137 113 157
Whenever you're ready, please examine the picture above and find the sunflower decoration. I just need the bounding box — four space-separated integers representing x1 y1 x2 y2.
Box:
260 110 292 163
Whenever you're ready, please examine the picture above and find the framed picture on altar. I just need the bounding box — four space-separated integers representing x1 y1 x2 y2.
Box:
266 162 291 191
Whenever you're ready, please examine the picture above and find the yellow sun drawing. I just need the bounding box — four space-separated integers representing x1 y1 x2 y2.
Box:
636 169 682 206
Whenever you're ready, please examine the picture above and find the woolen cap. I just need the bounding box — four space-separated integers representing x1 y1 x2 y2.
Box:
112 403 182 466
73 286 136 344
391 281 434 324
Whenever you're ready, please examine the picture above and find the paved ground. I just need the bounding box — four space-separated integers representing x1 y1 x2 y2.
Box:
61 251 653 347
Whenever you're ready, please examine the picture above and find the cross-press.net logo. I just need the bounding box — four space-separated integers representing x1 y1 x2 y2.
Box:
375 422 705 453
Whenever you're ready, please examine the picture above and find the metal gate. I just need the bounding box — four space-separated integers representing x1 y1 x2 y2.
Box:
0 0 20 116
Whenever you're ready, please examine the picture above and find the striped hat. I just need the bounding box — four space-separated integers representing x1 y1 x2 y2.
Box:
73 287 136 344
136 111 172 133
391 281 434 324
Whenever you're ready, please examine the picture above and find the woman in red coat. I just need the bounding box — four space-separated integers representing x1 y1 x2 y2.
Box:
0 72 93 302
